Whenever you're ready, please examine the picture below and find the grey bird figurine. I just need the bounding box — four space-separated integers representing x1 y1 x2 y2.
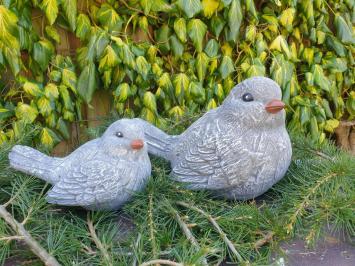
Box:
136 77 292 200
8 119 151 210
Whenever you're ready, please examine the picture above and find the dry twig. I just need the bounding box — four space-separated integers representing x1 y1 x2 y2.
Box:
87 214 112 266
139 259 183 266
0 205 60 266
177 201 244 263
254 231 274 249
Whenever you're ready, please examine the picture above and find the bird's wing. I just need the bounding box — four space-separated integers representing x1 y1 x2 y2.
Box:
47 159 137 206
172 116 263 190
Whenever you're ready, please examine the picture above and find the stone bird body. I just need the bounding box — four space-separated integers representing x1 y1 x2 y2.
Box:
9 119 151 210
137 77 292 199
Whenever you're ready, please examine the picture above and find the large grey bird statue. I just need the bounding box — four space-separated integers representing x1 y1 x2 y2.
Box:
8 119 151 210
136 77 292 200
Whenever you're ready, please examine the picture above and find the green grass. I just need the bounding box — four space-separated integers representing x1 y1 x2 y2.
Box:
0 119 354 265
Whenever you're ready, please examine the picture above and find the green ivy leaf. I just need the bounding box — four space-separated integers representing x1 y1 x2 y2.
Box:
313 64 330 92
169 106 184 119
76 14 91 41
334 14 355 44
326 35 346 57
189 82 205 104
59 85 74 111
33 39 55 71
269 35 291 59
99 45 119 72
322 56 347 73
45 26 60 43
187 19 207 52
177 0 202 18
135 56 151 80
44 83 59 99
324 119 339 133
247 59 265 77
170 34 184 57
97 4 123 32
279 8 295 32
41 0 58 25
174 18 187 43
227 0 243 42
140 0 152 15
23 82 43 97
62 68 77 93
196 52 209 81
210 15 225 38
77 63 96 103
114 83 130 103
40 127 60 148
204 39 219 57
62 0 77 31
56 117 70 139
143 91 157 112
37 96 53 116
245 0 258 21
15 103 38 123
156 24 171 54
219 56 235 79
207 98 217 110
173 73 190 104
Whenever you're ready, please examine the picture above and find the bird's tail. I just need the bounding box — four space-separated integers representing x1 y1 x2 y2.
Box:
134 118 177 161
8 145 62 184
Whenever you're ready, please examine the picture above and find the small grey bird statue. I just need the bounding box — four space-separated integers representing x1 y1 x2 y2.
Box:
137 77 292 200
8 119 151 210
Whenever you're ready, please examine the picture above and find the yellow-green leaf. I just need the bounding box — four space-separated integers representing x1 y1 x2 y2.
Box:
41 0 58 25
40 127 60 148
44 83 59 99
279 8 295 32
114 83 130 103
174 18 187 43
143 91 157 112
135 56 151 80
15 103 38 123
187 19 207 52
196 52 209 81
23 82 42 97
37 96 53 116
202 0 219 18
62 0 77 31
62 68 77 93
99 45 119 72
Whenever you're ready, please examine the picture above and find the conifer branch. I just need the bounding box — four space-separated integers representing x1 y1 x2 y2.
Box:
286 172 337 233
167 203 208 266
176 201 244 263
0 205 60 266
87 215 112 266
148 193 158 258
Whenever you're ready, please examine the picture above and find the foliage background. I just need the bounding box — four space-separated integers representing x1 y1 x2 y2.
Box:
0 0 354 149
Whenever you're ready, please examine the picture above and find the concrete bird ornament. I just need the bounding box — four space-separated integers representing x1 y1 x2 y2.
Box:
9 119 151 210
137 77 292 200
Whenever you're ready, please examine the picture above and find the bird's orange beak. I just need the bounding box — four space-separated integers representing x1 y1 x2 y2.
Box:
265 99 285 114
131 139 144 150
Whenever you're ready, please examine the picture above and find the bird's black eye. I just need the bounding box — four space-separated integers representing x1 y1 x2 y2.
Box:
242 93 254 102
116 132 124 138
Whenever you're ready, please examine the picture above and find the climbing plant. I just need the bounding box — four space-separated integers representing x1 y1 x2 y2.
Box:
0 0 354 148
